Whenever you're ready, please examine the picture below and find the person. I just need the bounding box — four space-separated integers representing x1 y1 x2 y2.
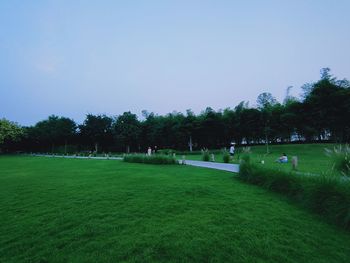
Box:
147 147 152 156
277 153 288 163
153 146 158 154
229 142 235 157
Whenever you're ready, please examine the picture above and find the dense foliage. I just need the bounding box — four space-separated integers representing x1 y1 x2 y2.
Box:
0 118 24 152
123 154 178 164
2 68 350 153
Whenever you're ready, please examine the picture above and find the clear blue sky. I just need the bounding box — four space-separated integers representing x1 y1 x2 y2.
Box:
1 0 350 125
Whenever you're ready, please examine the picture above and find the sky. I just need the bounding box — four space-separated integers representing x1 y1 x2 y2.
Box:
1 0 350 126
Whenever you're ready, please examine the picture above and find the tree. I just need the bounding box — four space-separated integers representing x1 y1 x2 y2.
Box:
257 92 277 109
56 117 77 154
183 110 196 151
257 93 278 153
113 112 141 153
320 67 332 80
239 108 262 144
222 108 237 146
79 114 113 153
0 119 23 152
28 115 76 153
197 107 224 149
304 75 350 142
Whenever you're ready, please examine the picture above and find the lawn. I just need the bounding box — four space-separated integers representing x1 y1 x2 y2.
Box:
1 156 350 262
181 143 338 175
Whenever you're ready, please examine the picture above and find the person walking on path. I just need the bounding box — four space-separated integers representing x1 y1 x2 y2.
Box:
147 147 152 156
229 142 235 159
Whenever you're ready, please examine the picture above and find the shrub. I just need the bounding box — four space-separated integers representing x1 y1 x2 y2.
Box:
123 154 178 165
303 175 350 228
55 145 78 154
238 158 350 230
325 145 350 176
238 154 252 178
157 149 176 155
201 149 210 162
222 150 230 163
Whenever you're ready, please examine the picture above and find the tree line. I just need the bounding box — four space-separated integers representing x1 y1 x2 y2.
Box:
1 68 349 153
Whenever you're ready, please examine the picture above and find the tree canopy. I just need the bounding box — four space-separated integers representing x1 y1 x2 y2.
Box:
4 68 350 153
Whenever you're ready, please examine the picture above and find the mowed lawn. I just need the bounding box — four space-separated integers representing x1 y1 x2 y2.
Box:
1 157 350 262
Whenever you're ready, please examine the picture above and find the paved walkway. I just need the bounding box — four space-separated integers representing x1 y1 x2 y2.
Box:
30 154 239 173
185 160 239 173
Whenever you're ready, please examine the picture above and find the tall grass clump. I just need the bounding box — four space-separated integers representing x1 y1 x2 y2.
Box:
303 175 350 228
157 149 176 155
222 149 230 163
238 155 303 197
123 154 178 165
238 157 350 230
325 145 350 176
201 149 210 162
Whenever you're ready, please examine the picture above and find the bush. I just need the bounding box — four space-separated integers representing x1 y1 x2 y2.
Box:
303 175 350 227
238 158 350 230
55 145 78 154
157 149 176 155
325 145 350 176
222 149 230 163
123 154 178 165
201 150 210 161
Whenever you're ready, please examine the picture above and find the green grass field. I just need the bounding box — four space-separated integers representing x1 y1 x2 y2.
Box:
1 156 350 262
182 143 338 175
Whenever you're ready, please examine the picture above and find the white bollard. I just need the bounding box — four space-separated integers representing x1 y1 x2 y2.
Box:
211 153 215 162
181 155 186 165
292 156 298 170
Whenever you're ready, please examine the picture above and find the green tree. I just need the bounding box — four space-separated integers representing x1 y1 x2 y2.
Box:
182 110 197 151
79 114 113 153
29 115 76 153
0 119 24 152
114 112 141 153
257 93 278 153
304 73 350 142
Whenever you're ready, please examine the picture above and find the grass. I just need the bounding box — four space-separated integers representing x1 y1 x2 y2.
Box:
181 143 339 175
1 156 350 262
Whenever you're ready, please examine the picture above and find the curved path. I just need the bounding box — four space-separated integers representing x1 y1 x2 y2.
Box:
30 154 239 173
185 160 239 173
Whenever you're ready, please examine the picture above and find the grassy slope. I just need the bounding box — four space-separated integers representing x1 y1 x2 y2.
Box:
181 143 337 174
0 156 350 263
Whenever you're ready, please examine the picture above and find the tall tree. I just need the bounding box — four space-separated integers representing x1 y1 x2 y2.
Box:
0 119 24 152
257 93 278 153
79 114 113 152
29 115 76 152
113 112 141 153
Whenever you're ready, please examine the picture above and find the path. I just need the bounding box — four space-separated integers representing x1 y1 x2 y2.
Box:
30 154 239 173
185 160 239 173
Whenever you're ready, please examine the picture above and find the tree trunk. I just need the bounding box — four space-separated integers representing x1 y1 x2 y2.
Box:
126 145 130 153
95 142 98 153
64 140 67 155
